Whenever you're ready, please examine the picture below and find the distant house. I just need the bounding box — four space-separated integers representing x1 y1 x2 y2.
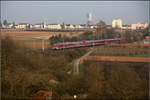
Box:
89 25 97 29
27 24 33 29
121 25 131 30
15 23 29 29
64 24 75 29
131 23 148 30
46 24 62 29
7 23 13 28
2 24 7 28
75 25 82 29
75 24 85 29
33 90 60 100
32 24 44 29
2 23 14 28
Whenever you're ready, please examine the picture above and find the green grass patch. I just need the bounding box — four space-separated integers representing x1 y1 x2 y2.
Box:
90 53 149 58
79 64 84 75
130 53 150 57
91 47 149 57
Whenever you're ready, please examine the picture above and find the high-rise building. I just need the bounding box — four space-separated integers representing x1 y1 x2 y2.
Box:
112 19 123 28
87 12 92 26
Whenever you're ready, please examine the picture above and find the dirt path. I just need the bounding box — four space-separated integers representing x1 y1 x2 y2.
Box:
73 48 95 75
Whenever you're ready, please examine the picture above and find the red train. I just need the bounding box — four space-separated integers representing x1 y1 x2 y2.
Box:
52 38 121 49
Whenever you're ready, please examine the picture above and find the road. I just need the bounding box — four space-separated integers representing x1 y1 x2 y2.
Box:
73 48 95 75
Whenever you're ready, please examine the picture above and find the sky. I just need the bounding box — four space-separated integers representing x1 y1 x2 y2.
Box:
1 1 149 25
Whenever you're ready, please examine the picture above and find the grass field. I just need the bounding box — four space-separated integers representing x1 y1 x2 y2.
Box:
90 45 149 57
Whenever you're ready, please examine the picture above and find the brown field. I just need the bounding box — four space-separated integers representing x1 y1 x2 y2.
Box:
20 41 50 48
1 29 84 49
1 29 84 40
80 56 150 63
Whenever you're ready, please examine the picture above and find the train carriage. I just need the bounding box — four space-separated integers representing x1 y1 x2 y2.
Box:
52 38 121 49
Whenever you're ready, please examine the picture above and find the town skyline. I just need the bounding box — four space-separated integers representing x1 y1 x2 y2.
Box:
1 18 148 30
1 1 149 25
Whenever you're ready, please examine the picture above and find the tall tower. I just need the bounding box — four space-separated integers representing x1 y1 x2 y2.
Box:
87 12 92 26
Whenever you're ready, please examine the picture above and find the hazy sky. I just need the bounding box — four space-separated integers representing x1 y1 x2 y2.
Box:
1 1 149 25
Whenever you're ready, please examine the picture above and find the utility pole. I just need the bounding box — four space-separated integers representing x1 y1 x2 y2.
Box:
63 35 64 50
34 39 36 50
42 39 45 52
101 24 102 40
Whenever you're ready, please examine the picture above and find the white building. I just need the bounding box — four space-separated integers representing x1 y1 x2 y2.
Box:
2 24 13 28
64 24 75 29
112 19 123 28
121 25 131 30
89 25 97 29
75 25 84 29
15 23 29 29
131 23 148 30
46 24 61 29
7 23 14 28
32 24 44 29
